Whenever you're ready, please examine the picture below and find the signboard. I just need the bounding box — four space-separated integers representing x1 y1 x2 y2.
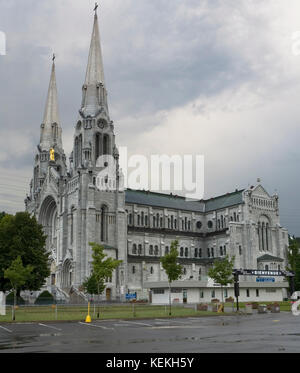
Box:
125 293 137 300
256 277 275 283
236 269 290 277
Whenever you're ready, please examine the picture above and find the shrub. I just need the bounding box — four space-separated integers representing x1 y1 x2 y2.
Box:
35 290 54 305
5 292 25 305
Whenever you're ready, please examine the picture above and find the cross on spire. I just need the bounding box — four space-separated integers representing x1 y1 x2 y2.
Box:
52 53 55 62
94 2 99 15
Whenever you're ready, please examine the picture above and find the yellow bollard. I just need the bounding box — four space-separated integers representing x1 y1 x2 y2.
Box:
85 302 92 323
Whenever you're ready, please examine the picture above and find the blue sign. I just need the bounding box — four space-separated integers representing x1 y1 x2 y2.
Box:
256 277 275 283
126 293 137 300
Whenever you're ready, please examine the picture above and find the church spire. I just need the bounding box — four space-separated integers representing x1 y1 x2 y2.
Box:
40 55 63 150
80 5 108 118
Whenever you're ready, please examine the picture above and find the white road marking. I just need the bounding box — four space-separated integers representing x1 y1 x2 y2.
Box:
78 322 114 330
163 319 191 324
38 323 62 331
151 325 206 329
118 320 153 327
0 325 12 333
113 323 132 327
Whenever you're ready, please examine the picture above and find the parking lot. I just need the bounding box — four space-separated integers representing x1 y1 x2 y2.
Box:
1 311 300 353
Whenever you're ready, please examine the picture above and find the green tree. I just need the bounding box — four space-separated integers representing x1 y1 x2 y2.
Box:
208 255 235 311
160 240 183 315
82 273 99 296
4 256 33 320
82 242 122 318
0 211 5 222
0 212 49 293
286 237 300 293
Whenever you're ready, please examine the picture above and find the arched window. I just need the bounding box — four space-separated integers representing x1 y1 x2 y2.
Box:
165 246 169 255
145 215 148 226
185 247 189 257
150 266 154 275
138 244 142 255
132 244 137 255
101 205 108 242
103 135 109 155
95 132 101 162
207 248 210 258
154 245 159 256
194 248 198 258
220 246 223 256
78 134 82 166
141 212 144 226
180 247 184 257
149 245 154 255
137 215 140 226
74 137 79 168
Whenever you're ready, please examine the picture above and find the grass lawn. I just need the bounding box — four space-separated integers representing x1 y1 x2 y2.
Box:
0 304 232 323
0 301 293 323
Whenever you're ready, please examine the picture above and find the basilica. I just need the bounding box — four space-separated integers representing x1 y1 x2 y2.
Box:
25 10 290 303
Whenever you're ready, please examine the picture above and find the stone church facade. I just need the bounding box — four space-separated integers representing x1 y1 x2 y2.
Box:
25 11 289 303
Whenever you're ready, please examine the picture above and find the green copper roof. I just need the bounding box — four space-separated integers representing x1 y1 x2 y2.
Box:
125 189 205 212
125 189 244 213
205 190 244 212
257 254 284 262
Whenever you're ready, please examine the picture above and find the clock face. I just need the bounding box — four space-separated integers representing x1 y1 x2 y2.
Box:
97 119 107 129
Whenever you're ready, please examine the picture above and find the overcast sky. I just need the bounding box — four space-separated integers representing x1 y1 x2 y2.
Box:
1 0 300 235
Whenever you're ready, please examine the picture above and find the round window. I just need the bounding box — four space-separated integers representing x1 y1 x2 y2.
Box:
196 221 202 229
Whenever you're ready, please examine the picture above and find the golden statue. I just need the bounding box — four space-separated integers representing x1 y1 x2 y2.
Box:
50 148 55 161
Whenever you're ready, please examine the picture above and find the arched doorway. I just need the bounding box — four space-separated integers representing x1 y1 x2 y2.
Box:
38 195 58 252
62 259 73 289
106 288 111 301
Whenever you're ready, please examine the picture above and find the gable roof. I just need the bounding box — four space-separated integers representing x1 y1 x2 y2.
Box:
257 254 284 262
125 189 244 213
125 189 205 212
204 190 244 212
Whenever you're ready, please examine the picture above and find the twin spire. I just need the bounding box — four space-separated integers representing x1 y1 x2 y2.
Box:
40 55 62 150
81 6 108 117
40 5 107 150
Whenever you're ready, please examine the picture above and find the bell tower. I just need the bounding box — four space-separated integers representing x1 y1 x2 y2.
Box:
72 6 116 173
28 56 67 206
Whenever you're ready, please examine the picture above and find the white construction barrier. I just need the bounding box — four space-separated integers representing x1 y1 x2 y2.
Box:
0 292 6 315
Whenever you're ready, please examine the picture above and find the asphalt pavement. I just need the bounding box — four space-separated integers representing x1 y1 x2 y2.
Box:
0 311 300 353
